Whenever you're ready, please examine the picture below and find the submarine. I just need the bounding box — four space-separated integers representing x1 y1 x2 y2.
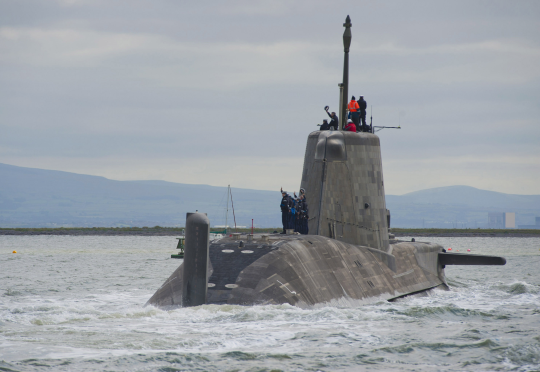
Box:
146 16 506 309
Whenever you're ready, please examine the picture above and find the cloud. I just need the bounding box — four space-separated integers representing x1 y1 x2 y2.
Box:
0 26 341 93
0 27 166 67
1 1 539 195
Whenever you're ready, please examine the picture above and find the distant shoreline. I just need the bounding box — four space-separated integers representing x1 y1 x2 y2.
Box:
0 227 276 236
391 228 540 238
0 227 539 237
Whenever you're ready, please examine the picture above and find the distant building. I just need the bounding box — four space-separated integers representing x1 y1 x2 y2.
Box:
518 216 540 229
488 212 504 228
488 212 515 229
505 213 515 228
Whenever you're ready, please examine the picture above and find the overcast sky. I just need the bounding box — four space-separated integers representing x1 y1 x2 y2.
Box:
1 0 539 195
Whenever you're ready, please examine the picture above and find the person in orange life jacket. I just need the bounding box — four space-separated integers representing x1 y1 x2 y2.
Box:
345 119 356 132
348 96 360 128
357 96 367 131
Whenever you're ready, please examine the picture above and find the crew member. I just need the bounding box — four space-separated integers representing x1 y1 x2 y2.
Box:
319 119 330 131
299 194 309 234
348 96 360 128
325 108 339 131
296 189 308 234
280 189 292 234
294 196 301 233
357 96 367 132
289 196 296 233
345 119 356 132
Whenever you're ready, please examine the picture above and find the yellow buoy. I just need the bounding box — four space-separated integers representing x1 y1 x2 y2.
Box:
12 250 17 253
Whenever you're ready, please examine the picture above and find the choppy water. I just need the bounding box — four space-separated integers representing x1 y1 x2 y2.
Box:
1 236 539 371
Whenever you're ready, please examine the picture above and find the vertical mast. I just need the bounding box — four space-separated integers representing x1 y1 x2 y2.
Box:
340 15 352 128
225 185 230 234
230 187 238 233
338 83 344 130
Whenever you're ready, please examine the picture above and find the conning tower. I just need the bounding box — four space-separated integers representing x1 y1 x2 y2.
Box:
301 131 389 251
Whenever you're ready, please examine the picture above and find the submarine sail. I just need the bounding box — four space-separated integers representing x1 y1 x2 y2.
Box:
301 131 389 251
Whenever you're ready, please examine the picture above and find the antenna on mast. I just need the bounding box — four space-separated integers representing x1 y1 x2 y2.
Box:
371 106 402 133
370 105 373 133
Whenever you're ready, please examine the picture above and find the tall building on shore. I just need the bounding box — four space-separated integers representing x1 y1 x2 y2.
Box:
488 212 516 229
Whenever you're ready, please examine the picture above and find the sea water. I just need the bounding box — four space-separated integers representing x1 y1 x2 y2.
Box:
1 236 539 371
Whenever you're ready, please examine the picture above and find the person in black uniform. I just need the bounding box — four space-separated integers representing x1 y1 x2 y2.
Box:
325 107 339 130
357 96 367 132
299 194 309 234
280 189 293 234
289 196 296 232
319 119 330 131
293 195 300 233
299 189 307 233
299 188 306 200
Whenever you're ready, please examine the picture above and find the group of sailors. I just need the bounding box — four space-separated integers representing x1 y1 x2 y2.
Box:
320 95 371 133
280 188 308 235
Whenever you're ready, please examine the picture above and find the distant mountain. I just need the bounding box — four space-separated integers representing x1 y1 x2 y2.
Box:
386 186 540 228
0 163 279 228
1 163 539 228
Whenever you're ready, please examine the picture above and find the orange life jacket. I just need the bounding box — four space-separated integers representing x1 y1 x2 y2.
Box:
348 100 359 112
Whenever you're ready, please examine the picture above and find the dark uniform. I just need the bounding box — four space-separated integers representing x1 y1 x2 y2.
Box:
294 198 301 233
319 120 330 131
326 112 339 130
289 198 297 232
280 192 293 233
357 97 367 132
299 197 309 234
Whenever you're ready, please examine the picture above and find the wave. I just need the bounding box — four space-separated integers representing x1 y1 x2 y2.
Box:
496 281 539 295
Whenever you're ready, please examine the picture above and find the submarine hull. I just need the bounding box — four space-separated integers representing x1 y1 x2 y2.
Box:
147 15 506 309
146 234 447 308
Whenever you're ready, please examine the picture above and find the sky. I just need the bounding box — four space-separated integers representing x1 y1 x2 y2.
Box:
1 0 539 195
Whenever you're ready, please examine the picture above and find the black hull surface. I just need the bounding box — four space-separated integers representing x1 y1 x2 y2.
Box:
146 234 447 308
